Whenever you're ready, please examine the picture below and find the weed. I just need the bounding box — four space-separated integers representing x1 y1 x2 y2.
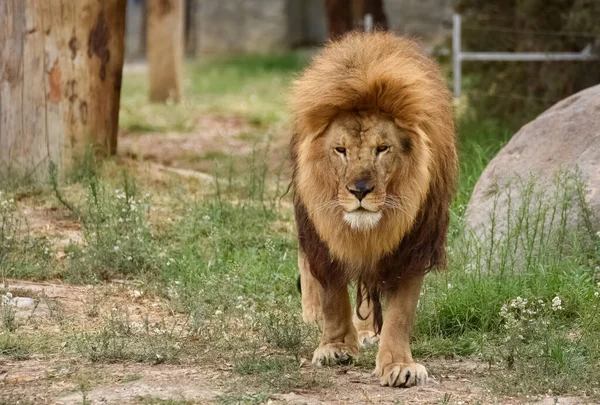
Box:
0 292 17 332
60 173 160 282
0 191 54 280
76 373 92 405
72 308 188 364
260 309 316 360
0 331 30 359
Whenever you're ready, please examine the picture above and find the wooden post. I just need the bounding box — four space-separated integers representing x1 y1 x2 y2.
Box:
0 0 127 180
147 0 184 103
325 0 354 39
325 0 387 39
363 0 388 31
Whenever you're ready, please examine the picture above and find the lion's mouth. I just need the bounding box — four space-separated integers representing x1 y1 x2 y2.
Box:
343 209 382 231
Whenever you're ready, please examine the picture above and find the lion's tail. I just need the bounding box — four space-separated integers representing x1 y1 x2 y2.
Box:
356 282 383 334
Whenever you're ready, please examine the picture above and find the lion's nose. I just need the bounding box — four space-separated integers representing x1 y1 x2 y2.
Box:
347 179 374 201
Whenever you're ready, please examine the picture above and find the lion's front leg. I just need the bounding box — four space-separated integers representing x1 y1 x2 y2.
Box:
374 274 427 387
312 284 359 366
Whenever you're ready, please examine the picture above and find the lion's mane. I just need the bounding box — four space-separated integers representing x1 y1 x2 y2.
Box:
290 32 457 329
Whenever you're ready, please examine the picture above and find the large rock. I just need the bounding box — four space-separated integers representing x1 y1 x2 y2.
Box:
466 85 600 245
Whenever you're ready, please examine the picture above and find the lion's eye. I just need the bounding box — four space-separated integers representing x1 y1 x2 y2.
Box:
376 145 389 154
335 147 346 155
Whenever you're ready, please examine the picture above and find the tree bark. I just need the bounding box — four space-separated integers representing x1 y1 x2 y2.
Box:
184 0 197 56
147 0 184 103
325 0 387 40
0 0 127 180
364 0 388 31
325 0 354 40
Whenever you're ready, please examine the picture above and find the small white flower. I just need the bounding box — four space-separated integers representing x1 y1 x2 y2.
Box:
214 310 223 315
594 291 599 297
551 296 563 311
127 256 133 261
202 215 211 221
447 283 453 289
114 245 120 251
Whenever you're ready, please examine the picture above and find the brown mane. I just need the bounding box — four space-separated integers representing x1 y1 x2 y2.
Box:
290 31 458 331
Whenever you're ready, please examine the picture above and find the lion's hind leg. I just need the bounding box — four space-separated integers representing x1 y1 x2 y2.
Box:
298 249 322 326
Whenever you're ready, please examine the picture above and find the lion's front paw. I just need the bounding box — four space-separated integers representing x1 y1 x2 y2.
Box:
312 343 358 366
375 362 428 387
357 330 379 347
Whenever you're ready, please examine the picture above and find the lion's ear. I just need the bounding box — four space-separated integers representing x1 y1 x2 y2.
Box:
394 120 431 145
310 122 331 140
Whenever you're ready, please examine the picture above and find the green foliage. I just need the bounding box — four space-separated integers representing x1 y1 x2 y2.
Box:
456 0 600 126
66 174 157 281
119 52 311 133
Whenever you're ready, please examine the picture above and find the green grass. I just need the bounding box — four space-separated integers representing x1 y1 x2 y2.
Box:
2 52 600 400
120 52 311 133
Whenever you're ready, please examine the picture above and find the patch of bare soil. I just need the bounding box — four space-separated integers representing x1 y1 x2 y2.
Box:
1 359 224 404
119 115 285 172
119 114 292 181
21 200 82 250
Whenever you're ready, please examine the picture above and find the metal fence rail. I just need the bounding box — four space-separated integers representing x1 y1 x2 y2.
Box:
452 14 598 98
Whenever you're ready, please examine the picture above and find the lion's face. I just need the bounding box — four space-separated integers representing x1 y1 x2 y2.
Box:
295 109 433 264
323 112 414 231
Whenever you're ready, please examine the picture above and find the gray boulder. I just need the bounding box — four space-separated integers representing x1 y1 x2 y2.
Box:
465 85 600 259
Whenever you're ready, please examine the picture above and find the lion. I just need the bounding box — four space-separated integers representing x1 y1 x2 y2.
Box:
289 31 457 387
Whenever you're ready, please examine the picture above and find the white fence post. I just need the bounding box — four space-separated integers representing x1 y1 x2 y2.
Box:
453 14 462 98
364 13 374 33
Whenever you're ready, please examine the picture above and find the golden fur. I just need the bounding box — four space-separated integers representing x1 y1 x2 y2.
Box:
289 31 457 387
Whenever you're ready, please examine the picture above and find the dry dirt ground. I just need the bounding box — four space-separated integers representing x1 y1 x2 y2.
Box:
119 115 290 175
1 116 593 404
0 279 589 405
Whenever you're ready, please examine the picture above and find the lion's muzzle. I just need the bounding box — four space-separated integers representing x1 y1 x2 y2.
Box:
346 177 374 201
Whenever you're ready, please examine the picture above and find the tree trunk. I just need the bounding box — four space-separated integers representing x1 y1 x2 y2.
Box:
325 0 354 40
363 0 388 31
147 0 183 103
0 0 127 180
184 0 197 56
325 0 387 40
